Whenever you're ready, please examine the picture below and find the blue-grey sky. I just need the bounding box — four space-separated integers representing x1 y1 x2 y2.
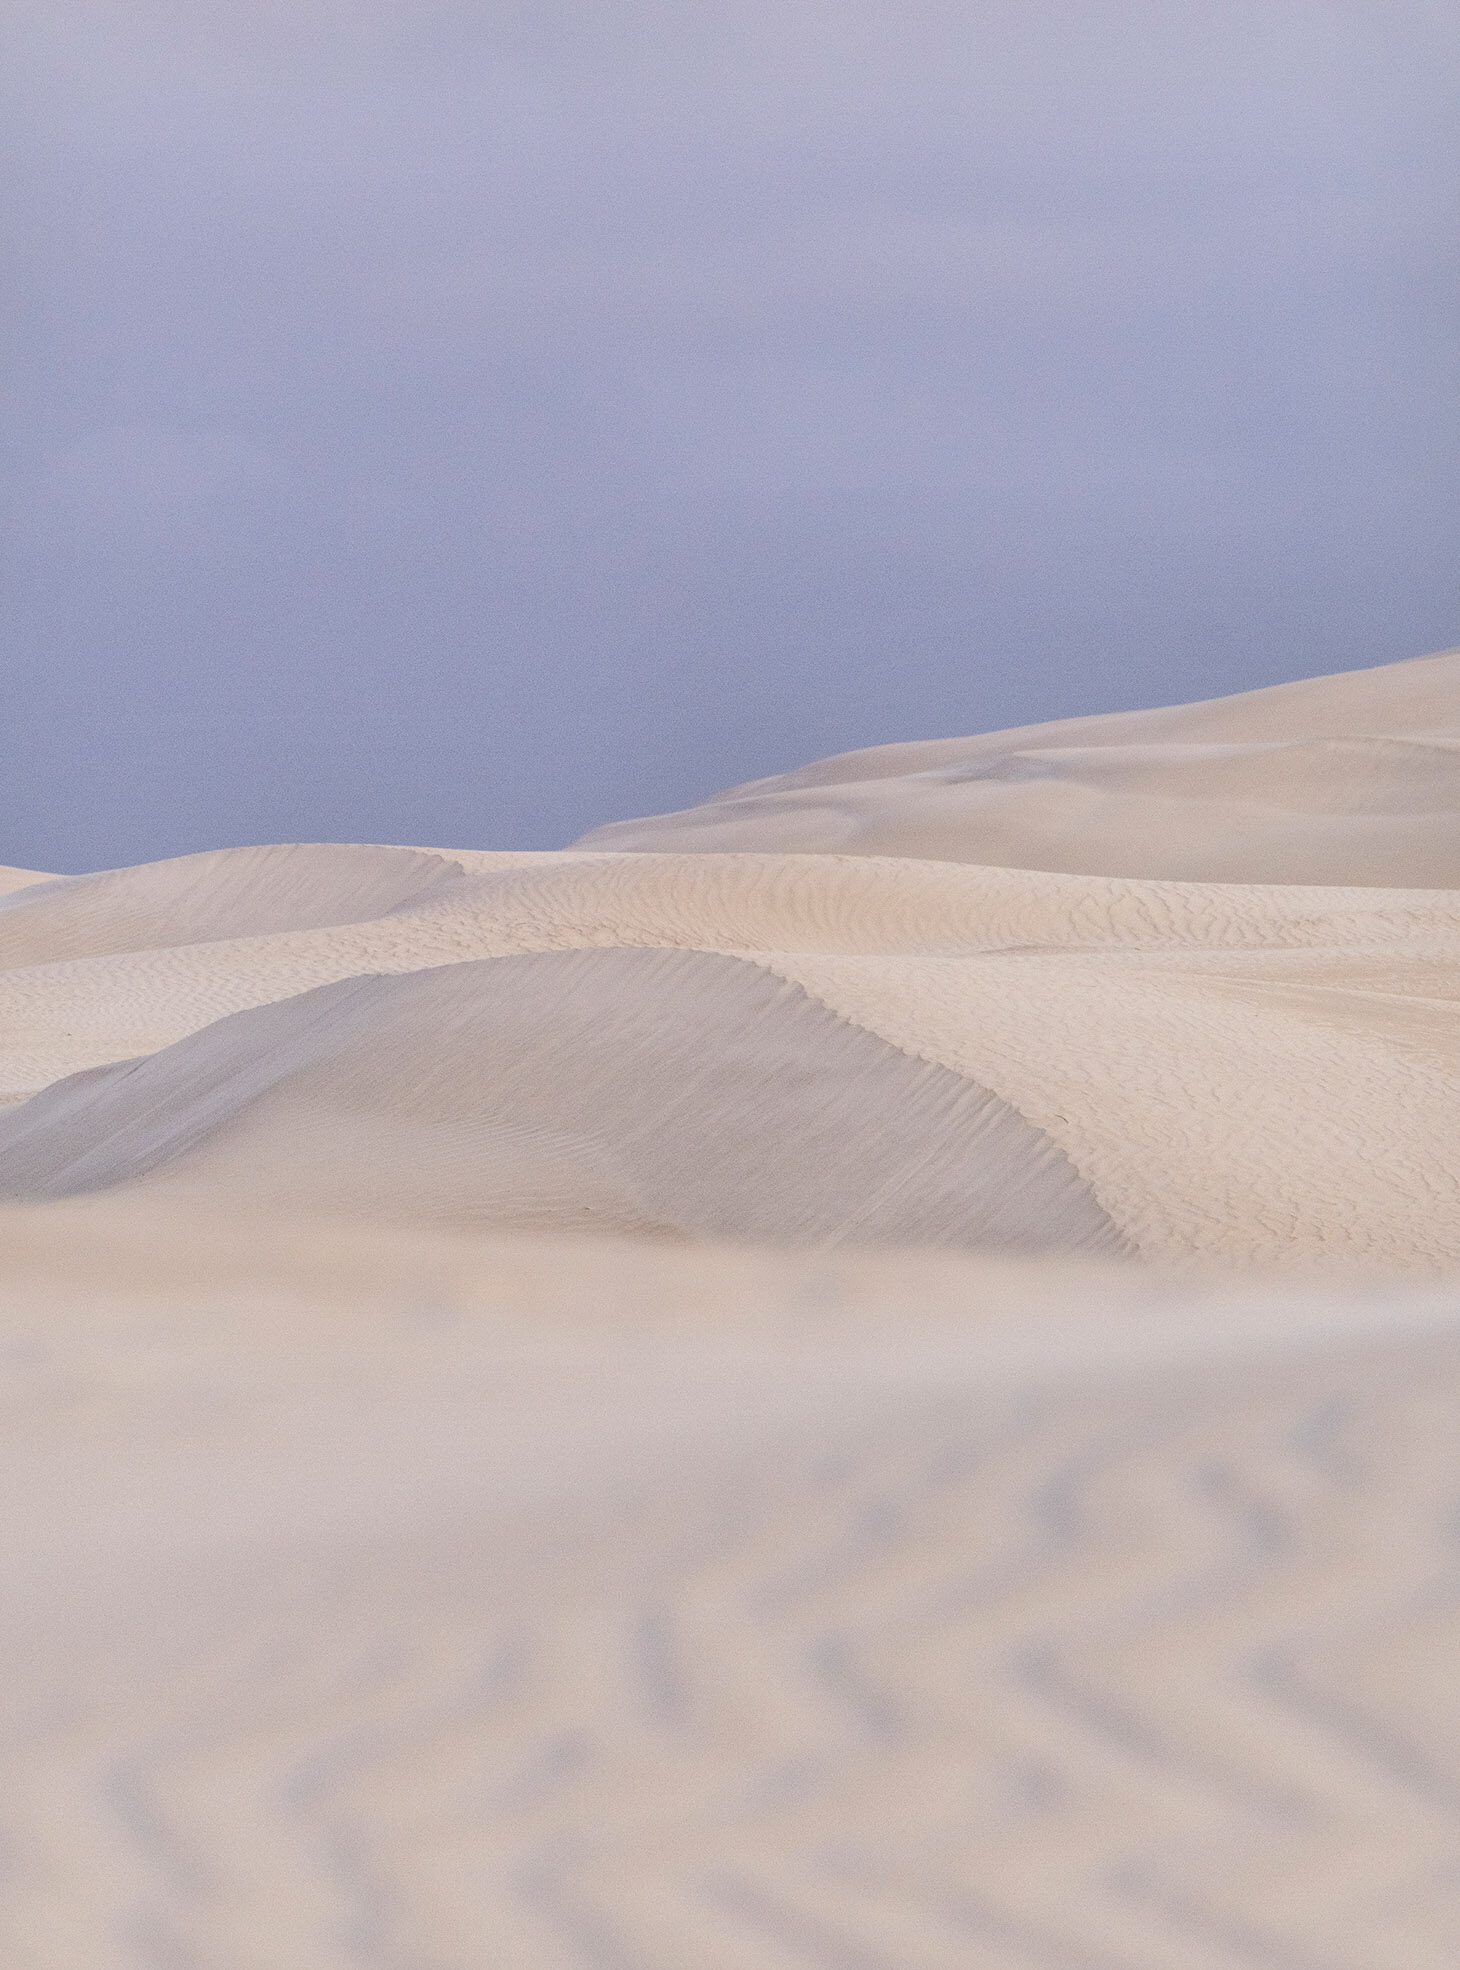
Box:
4 1 1458 870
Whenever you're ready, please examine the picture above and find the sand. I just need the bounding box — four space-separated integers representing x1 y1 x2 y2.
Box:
582 645 1460 884
0 864 56 897
4 650 1460 1965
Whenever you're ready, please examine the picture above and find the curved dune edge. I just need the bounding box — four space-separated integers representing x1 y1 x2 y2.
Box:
0 842 1457 1266
0 949 1128 1258
748 942 1460 1271
3 843 1456 1090
576 647 1460 884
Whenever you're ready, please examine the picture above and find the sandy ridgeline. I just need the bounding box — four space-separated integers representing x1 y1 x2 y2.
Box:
4 651 1460 1967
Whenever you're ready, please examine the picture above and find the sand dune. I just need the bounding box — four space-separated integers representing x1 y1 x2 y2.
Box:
5 650 1460 1965
0 950 1123 1254
580 646 1460 883
0 841 465 969
2 838 1456 1266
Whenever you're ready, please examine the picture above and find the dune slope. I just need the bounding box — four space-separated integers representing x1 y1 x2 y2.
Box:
578 647 1460 883
0 949 1125 1254
1 832 1456 1265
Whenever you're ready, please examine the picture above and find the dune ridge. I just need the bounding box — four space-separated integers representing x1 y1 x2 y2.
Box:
2 828 1457 1264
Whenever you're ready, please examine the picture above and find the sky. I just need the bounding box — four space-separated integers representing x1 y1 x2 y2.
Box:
3 1 1458 870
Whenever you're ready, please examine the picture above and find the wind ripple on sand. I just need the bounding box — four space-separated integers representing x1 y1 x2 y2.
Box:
4 1233 1460 1969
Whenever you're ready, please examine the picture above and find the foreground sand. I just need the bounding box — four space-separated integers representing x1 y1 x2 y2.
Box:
6 1207 1460 1967
4 651 1460 1965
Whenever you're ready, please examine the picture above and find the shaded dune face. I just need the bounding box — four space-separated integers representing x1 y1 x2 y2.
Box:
577 649 1460 884
0 949 1126 1256
0 841 465 968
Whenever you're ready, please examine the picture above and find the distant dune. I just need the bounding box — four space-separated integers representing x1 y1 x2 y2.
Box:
5 651 1460 1966
580 646 1460 884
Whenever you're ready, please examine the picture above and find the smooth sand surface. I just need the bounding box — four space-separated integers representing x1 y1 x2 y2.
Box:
0 864 57 896
4 651 1460 1965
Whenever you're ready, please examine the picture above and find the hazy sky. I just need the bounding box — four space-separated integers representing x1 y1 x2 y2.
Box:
4 2 1458 869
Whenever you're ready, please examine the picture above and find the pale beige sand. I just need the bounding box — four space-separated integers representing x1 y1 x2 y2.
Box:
0 863 56 896
3 844 1457 1265
580 646 1460 883
0 950 1125 1255
4 651 1460 1965
5 1202 1460 1968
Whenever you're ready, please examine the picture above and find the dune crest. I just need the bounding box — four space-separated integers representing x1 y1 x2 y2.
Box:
0 864 55 896
0 950 1124 1254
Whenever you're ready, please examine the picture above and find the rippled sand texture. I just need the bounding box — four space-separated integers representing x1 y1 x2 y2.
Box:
4 650 1460 1966
6 1217 1460 1970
